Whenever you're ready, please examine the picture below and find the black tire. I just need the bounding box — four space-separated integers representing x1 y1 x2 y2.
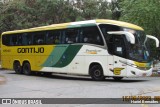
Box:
13 61 22 74
89 65 105 81
23 62 32 75
113 77 123 81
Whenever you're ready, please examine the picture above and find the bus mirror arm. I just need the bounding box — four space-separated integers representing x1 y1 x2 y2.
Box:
107 31 135 44
146 35 159 47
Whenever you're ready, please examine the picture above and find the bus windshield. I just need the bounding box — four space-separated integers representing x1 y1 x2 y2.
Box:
124 28 151 62
99 24 151 62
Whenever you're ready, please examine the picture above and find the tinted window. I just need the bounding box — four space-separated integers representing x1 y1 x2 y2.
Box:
46 31 60 44
99 24 120 43
2 35 10 46
81 26 104 45
64 29 78 44
21 33 33 45
33 32 46 45
2 34 22 46
60 26 104 46
99 24 128 58
2 26 104 46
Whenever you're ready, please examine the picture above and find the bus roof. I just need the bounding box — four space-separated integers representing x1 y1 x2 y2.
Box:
2 19 144 35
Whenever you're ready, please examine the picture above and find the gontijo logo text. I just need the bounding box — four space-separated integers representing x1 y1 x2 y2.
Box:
17 47 44 53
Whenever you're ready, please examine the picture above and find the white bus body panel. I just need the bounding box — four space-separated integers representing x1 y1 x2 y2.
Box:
40 45 152 77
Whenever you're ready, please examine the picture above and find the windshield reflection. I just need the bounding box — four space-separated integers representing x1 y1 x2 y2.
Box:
129 44 150 62
124 29 151 62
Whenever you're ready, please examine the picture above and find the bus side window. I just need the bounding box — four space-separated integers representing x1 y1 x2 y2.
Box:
84 36 88 43
99 24 121 54
33 32 45 45
64 28 78 44
79 30 84 43
22 33 28 45
17 35 22 45
28 34 33 45
46 31 55 44
22 33 33 45
81 26 104 45
55 36 60 44
46 30 61 44
54 31 61 44
2 35 10 46
10 35 19 46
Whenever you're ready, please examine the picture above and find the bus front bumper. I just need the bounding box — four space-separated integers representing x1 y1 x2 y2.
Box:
126 66 152 77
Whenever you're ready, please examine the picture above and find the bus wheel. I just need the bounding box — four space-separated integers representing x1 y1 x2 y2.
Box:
113 77 123 81
89 65 105 81
23 62 31 75
13 61 22 74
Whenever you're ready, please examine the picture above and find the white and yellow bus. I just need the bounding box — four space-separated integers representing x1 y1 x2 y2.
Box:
1 19 159 81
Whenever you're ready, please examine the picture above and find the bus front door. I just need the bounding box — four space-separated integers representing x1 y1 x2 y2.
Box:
108 35 127 77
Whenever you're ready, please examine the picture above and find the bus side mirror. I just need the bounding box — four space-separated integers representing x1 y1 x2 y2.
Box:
107 31 135 44
146 35 159 47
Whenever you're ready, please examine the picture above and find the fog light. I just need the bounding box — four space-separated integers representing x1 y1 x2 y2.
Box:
131 71 136 75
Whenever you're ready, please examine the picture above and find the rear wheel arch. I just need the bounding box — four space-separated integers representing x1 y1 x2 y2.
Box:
13 60 22 66
22 60 30 66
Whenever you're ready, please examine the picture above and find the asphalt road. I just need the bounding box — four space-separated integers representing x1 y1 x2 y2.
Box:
0 69 160 107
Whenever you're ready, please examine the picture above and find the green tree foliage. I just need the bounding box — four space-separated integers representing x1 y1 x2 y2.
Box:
1 0 160 38
0 0 113 33
0 0 79 33
97 0 112 19
80 0 99 20
120 0 160 37
64 0 113 20
0 0 25 31
110 0 121 19
120 0 160 58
